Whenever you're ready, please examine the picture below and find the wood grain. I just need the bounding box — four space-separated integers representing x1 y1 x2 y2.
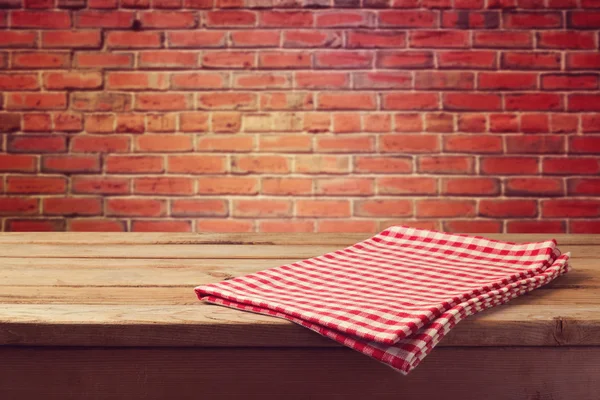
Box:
0 232 597 245
0 243 595 259
1 346 599 400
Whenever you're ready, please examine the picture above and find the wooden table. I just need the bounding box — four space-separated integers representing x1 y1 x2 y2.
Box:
0 233 599 399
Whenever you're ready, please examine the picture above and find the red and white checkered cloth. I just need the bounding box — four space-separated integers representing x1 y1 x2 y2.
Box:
195 226 571 374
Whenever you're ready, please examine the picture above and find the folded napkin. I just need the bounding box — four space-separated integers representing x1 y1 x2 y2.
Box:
195 226 571 374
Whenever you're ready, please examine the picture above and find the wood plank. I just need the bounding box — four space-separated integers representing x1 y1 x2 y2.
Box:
0 346 598 399
0 258 596 288
0 232 598 245
1 303 599 347
3 285 599 306
0 243 596 259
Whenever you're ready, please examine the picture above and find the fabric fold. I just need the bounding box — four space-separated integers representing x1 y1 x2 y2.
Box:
195 226 571 374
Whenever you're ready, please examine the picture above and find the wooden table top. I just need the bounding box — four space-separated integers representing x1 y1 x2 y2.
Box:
1 232 599 349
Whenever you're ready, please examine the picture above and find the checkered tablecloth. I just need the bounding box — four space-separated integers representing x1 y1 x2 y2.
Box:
195 226 571 374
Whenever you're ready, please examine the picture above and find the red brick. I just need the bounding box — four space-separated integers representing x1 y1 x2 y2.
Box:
380 134 440 153
53 113 82 132
11 11 71 28
72 176 129 194
318 93 376 110
71 93 132 112
568 11 600 28
392 113 422 132
257 92 310 111
133 177 194 195
106 32 162 49
196 220 254 233
135 93 192 111
502 52 561 70
71 135 130 153
415 71 474 90
443 220 503 233
314 178 374 196
568 94 600 112
442 177 499 196
8 135 66 153
7 93 67 111
316 136 374 153
232 199 292 218
43 72 102 90
443 93 501 111
114 114 144 134
542 74 598 90
507 94 563 111
295 155 349 174
418 155 474 174
425 113 454 133
296 200 350 217
131 220 192 232
262 177 313 196
489 114 519 133
154 0 183 8
6 219 66 232
41 31 101 49
506 135 564 154
0 113 21 132
0 198 39 215
568 178 600 196
480 199 537 218
166 31 225 48
106 198 165 217
506 177 563 197
212 112 241 133
382 93 439 110
581 0 600 7
233 72 290 89
317 220 377 233
316 11 375 28
543 157 599 175
478 72 537 90
171 199 228 217
442 10 499 28
458 114 486 132
0 31 37 48
184 0 212 8
202 51 255 69
473 31 532 48
283 30 342 49
378 177 436 195
106 72 168 91
43 197 102 216
138 51 197 69
363 114 392 132
135 134 193 152
88 0 118 8
409 30 469 48
315 51 373 69
437 50 496 69
582 114 600 133
146 114 177 132
542 200 599 218
504 11 562 28
230 30 280 47
379 10 438 27
232 155 289 174
259 51 311 69
422 0 452 7
303 113 331 133
570 137 600 154
121 0 149 7
198 93 256 111
347 31 406 48
140 11 197 28
22 113 51 132
206 10 256 27
416 199 474 218
42 155 100 173
197 176 259 195
0 154 36 172
551 114 578 133
444 135 502 153
75 11 134 28
259 11 312 27
377 51 434 69
7 176 66 194
167 155 226 174
197 136 254 152
570 221 600 234
296 72 350 91
520 114 549 133
259 220 314 233
105 155 163 174
172 72 227 90
259 135 311 152
454 0 484 7
74 52 133 69
538 31 596 50
487 0 517 7
507 220 565 234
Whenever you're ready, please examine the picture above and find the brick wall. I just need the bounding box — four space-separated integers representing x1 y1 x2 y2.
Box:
0 0 599 233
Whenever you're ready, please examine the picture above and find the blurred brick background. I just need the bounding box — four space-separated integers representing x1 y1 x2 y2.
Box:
0 0 599 233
